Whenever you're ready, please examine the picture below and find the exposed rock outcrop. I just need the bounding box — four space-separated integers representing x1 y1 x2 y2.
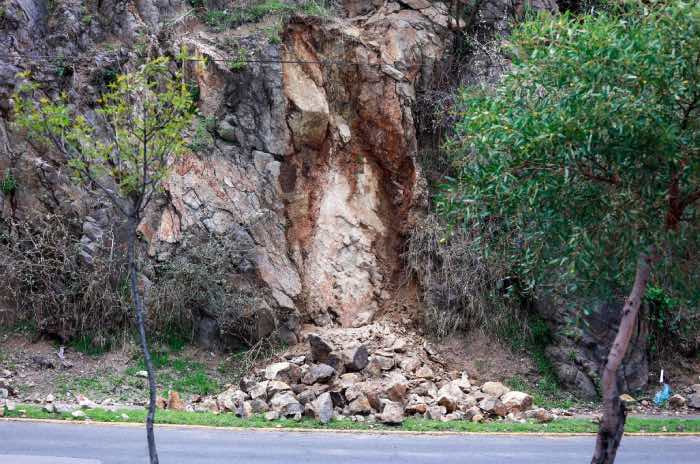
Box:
1 0 643 402
0 0 455 338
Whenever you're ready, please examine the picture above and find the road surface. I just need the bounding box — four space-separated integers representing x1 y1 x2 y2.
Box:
1 420 698 463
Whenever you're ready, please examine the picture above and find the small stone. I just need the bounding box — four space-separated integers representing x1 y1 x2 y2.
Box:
1 369 10 377
42 403 56 413
412 380 438 398
167 391 185 411
535 409 555 423
481 382 509 398
471 413 484 423
370 355 395 372
415 366 434 379
402 0 432 9
264 410 279 421
156 396 167 409
5 400 16 411
45 394 55 403
443 411 464 421
405 403 428 415
32 356 55 369
120 413 129 420
55 404 74 414
71 410 86 419
136 370 148 378
390 338 407 353
669 394 686 409
464 405 481 421
619 394 636 406
398 357 421 373
216 119 237 142
77 395 98 410
427 405 446 420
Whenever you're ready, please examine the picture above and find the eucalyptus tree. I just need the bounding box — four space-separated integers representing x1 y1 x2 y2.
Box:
439 2 700 462
14 57 195 463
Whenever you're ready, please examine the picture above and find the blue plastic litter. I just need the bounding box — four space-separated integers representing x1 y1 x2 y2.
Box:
654 383 671 406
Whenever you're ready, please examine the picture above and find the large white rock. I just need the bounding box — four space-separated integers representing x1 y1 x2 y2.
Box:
481 381 510 398
501 391 533 412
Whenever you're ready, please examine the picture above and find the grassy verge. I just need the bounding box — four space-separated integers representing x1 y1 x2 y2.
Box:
4 405 699 434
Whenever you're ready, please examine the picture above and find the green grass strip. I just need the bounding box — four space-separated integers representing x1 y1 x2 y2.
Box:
4 405 700 434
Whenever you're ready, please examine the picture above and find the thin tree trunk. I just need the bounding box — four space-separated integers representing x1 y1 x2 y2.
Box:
591 250 656 464
127 214 159 464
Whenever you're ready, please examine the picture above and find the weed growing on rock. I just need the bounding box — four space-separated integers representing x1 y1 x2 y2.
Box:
0 168 16 195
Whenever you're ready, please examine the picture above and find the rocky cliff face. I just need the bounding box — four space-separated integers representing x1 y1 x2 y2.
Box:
2 0 645 397
0 0 457 340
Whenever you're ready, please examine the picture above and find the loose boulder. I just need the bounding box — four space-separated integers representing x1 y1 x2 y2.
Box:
479 397 507 417
265 362 302 384
342 345 369 372
501 391 533 413
217 388 248 412
669 394 686 409
249 381 269 400
437 380 468 413
379 401 404 425
427 405 446 420
312 392 334 424
270 392 303 417
302 364 336 385
348 395 373 415
309 334 335 363
687 393 700 409
481 382 509 398
167 391 185 411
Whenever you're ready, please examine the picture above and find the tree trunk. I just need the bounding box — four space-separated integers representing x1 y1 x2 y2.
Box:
591 250 656 464
127 214 159 464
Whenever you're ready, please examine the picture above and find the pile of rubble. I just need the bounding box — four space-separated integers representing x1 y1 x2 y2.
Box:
197 325 556 425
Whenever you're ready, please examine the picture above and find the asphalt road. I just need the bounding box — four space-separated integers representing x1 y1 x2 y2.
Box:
1 420 698 464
